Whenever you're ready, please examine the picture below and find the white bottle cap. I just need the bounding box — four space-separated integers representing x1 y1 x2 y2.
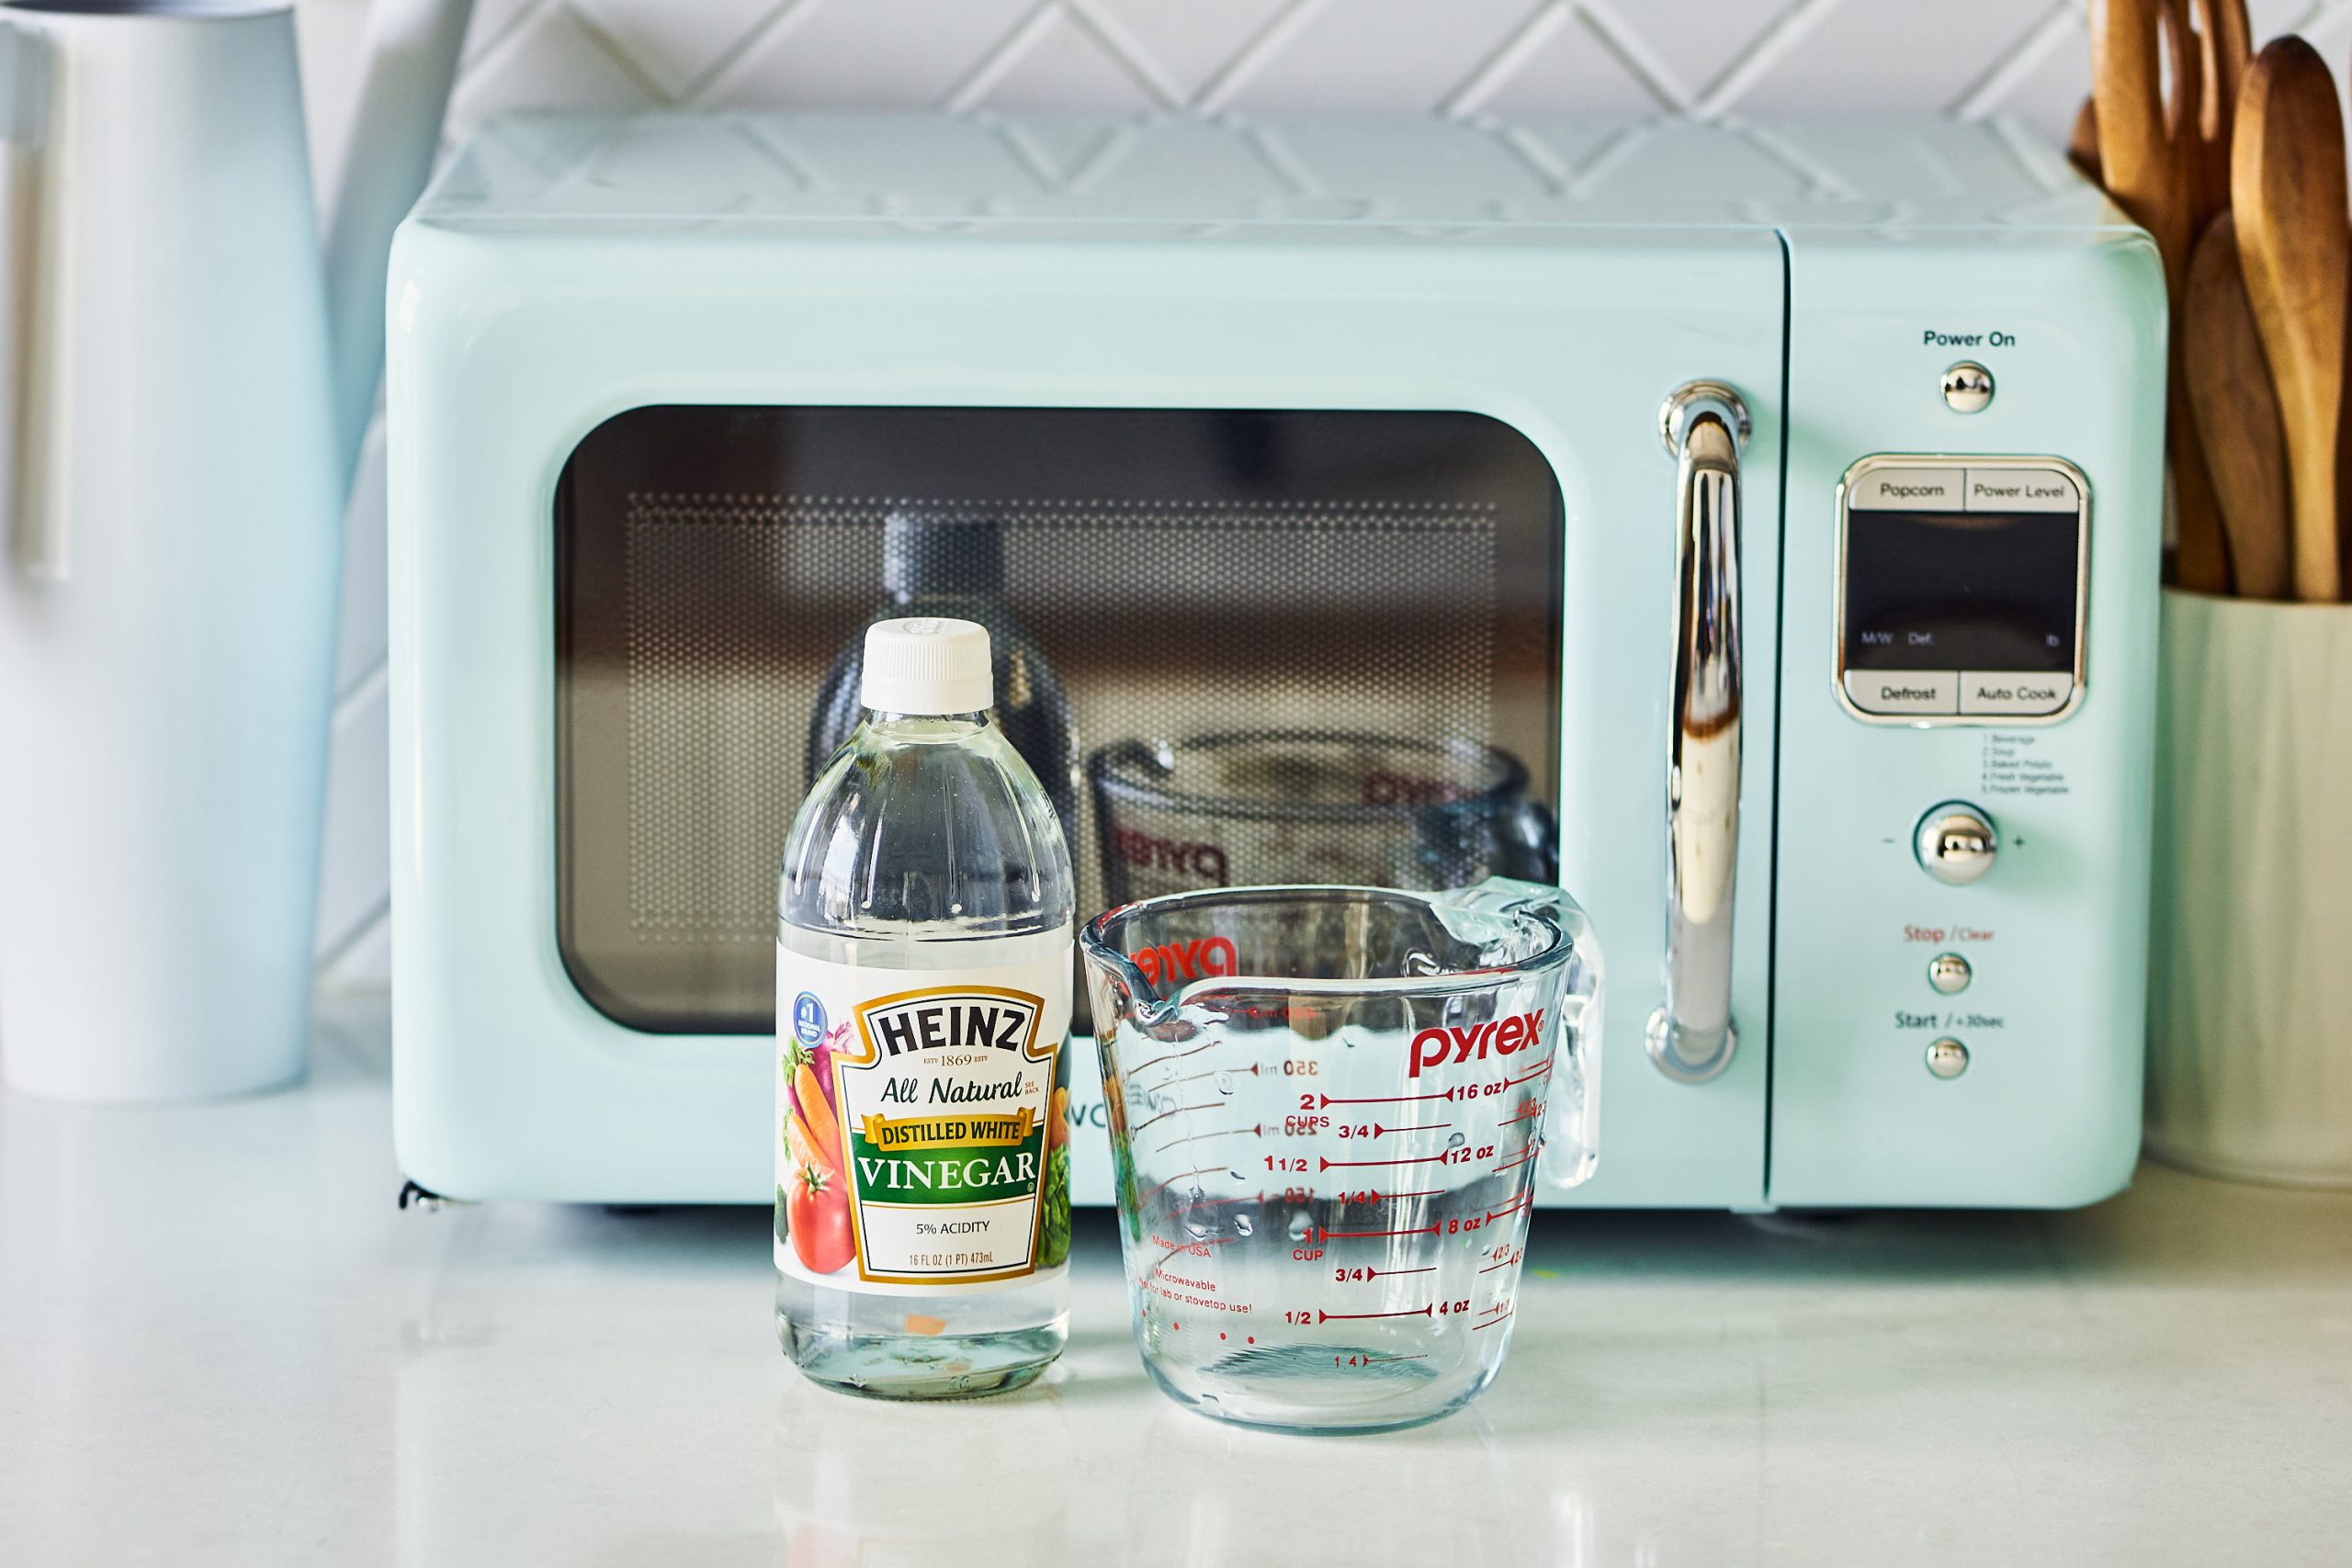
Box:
860 616 993 716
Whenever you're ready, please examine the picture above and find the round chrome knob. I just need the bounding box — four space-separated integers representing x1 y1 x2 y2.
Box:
1927 953 1973 994
1925 1038 1971 1079
1916 804 1998 886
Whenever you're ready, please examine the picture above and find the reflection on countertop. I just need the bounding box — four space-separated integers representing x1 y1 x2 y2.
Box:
3 997 2349 1566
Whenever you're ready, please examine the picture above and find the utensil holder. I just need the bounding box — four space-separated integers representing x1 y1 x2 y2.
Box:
2148 586 2352 1185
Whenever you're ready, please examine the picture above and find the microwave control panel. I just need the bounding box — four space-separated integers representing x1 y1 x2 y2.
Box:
1833 455 2088 725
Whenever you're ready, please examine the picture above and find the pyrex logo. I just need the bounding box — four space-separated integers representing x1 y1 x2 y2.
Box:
1113 828 1229 886
1133 936 1238 987
1408 1010 1546 1077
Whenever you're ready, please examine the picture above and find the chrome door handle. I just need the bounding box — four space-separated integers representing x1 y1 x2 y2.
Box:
1647 380 1748 1083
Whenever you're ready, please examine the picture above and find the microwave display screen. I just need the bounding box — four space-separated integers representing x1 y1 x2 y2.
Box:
1841 509 2080 674
556 406 1564 1034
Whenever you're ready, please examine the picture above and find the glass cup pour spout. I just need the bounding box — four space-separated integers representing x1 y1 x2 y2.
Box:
1080 877 1603 1433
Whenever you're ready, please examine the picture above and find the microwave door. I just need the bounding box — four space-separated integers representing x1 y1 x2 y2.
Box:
553 407 1566 1038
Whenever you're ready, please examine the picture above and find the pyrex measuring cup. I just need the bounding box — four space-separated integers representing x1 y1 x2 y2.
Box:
1089 731 1557 903
1080 879 1601 1432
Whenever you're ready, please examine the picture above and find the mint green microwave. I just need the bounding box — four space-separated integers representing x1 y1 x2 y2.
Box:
387 113 2165 1210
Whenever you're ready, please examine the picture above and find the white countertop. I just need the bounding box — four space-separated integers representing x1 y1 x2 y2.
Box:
5 998 2349 1566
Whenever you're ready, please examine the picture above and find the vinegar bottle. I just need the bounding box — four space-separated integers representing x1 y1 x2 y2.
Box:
803 511 1080 847
775 616 1077 1397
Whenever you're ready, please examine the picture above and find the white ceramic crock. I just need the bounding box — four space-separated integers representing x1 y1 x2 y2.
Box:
2147 586 2352 1186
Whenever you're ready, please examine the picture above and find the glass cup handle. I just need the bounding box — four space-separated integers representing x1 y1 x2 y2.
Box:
1436 878 1606 1188
1649 381 1748 1084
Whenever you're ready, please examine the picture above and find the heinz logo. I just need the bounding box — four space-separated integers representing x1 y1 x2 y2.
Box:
863 991 1040 1059
1134 936 1238 987
1408 1010 1546 1077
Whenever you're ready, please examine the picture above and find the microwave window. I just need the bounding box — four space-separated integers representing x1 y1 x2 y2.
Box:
1841 509 2079 675
556 407 1563 1033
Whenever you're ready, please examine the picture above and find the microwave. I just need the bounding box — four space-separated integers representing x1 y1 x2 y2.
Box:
387 112 2165 1211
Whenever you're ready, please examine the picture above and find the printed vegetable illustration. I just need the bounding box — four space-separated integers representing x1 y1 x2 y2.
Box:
785 1159 855 1274
1047 1085 1069 1151
786 1040 842 1173
1040 1145 1072 1268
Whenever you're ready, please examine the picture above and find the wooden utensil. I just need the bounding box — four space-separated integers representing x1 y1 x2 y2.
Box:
2185 213 2294 598
2188 0 2254 235
2095 0 2234 592
2233 36 2347 603
2070 96 2101 185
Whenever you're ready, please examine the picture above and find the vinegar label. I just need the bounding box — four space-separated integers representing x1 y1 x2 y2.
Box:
775 941 1072 1292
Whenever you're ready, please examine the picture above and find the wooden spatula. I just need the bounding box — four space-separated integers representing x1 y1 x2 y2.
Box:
2233 36 2347 603
2185 214 2293 599
2097 0 2233 592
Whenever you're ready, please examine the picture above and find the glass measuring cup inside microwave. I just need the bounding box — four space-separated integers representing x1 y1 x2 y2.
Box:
1089 731 1558 903
1080 879 1601 1432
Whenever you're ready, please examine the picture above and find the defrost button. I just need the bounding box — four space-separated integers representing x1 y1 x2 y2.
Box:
1844 670 1959 716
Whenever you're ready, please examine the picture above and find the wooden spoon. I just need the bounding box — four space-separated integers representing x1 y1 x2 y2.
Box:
2233 36 2347 603
2184 214 2293 598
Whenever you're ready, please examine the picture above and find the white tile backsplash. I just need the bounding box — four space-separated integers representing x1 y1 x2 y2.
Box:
297 0 2256 987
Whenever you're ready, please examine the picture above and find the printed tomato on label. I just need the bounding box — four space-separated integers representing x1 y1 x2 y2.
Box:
786 1161 854 1274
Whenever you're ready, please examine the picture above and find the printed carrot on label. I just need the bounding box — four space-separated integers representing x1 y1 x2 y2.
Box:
791 1044 840 1157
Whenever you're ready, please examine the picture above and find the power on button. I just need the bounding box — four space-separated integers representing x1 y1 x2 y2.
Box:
1942 361 1995 412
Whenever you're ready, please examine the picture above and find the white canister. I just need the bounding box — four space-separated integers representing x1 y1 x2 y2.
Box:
0 3 339 1100
2147 587 2352 1185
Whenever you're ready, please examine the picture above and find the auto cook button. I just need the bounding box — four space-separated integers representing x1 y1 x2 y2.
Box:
1960 671 2074 716
1963 467 2078 512
1849 467 1966 510
1843 670 1959 716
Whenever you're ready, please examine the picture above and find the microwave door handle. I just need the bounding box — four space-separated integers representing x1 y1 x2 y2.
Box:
1649 380 1749 1084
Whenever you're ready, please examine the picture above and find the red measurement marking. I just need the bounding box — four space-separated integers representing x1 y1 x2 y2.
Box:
1318 1223 1442 1241
1476 1251 1522 1275
1123 1040 1222 1077
1498 1104 1545 1128
1358 1188 1446 1202
1374 1122 1453 1137
1488 1144 1540 1175
1175 1190 1267 1207
1485 1193 1534 1224
1372 1265 1437 1277
1159 1123 1263 1152
1364 1354 1430 1364
1318 1306 1433 1322
1319 1152 1452 1169
1321 1089 1453 1107
1499 1059 1555 1090
1130 1100 1216 1136
1470 1309 1515 1332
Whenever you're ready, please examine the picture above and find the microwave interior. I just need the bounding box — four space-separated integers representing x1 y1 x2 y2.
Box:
556 405 1564 1033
